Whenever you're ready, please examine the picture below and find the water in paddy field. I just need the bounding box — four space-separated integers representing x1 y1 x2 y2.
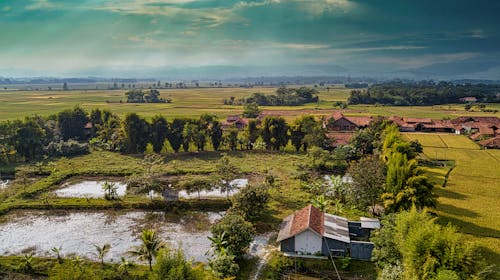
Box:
54 181 127 198
0 210 224 263
178 178 248 199
0 179 10 190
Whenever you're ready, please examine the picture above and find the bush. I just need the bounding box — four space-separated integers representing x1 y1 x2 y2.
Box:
230 184 269 222
46 140 89 157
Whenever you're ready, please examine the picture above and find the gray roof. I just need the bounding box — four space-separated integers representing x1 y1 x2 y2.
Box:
323 213 350 243
360 217 381 229
276 214 294 242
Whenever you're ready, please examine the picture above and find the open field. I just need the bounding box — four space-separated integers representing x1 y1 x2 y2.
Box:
1 88 499 121
403 133 500 265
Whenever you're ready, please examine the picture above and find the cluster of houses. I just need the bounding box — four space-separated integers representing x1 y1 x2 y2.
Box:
277 205 380 260
324 112 500 149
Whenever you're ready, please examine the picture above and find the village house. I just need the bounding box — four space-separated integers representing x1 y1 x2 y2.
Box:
221 115 257 130
323 112 373 147
277 205 379 260
324 112 373 132
388 117 455 133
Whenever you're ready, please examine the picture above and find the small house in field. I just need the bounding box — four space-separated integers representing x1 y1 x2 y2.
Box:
277 205 379 260
325 112 373 132
221 115 254 130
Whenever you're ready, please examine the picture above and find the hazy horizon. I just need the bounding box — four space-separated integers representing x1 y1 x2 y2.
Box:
1 0 499 79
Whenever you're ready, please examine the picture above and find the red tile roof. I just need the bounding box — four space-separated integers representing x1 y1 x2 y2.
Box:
479 136 500 148
277 205 324 241
345 116 373 127
326 132 353 146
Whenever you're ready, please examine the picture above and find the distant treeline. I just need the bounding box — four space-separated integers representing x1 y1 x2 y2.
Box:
125 89 171 103
348 81 500 105
224 87 319 106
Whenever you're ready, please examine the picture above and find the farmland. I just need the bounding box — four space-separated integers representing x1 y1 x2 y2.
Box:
1 87 499 121
403 133 500 264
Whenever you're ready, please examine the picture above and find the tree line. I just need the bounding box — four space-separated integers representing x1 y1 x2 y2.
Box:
224 87 319 106
348 81 500 106
0 106 329 165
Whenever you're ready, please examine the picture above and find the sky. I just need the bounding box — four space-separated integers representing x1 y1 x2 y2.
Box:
1 0 499 78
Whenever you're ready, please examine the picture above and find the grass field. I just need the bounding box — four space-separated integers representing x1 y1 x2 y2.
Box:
1 87 499 121
403 133 500 265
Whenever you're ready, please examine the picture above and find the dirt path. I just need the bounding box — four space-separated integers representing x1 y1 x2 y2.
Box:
248 233 275 280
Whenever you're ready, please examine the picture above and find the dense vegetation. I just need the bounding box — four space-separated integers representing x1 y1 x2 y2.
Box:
125 89 171 103
224 87 319 106
348 81 500 105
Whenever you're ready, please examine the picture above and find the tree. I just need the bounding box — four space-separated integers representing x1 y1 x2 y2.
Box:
102 181 118 200
372 208 489 280
382 152 436 212
230 184 270 222
242 102 261 118
150 115 169 153
182 122 197 152
209 252 239 279
62 82 68 91
51 246 63 264
210 120 223 151
244 120 260 150
210 213 254 259
216 156 239 198
122 113 149 153
167 118 186 153
152 248 198 280
347 155 386 211
261 116 289 150
57 106 89 141
225 129 239 151
93 243 111 265
14 117 45 160
128 229 165 270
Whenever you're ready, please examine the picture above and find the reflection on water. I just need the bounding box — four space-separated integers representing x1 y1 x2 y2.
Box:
54 181 127 198
0 210 224 263
179 178 248 199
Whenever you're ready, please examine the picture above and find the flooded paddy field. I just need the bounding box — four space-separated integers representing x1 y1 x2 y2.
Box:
54 180 127 198
0 210 224 263
178 178 248 199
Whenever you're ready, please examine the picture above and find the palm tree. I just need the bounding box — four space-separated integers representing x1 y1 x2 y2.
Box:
51 246 63 264
312 195 329 212
118 257 134 276
208 231 228 255
102 181 118 200
128 229 165 270
18 253 34 272
94 243 111 265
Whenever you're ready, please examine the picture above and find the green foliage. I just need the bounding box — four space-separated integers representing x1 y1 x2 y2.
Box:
102 181 119 200
93 243 111 265
151 248 200 280
230 184 270 222
290 116 326 151
261 116 289 150
167 118 187 153
372 208 489 280
150 115 169 154
122 113 150 154
242 102 261 118
241 87 319 106
128 229 165 270
209 121 223 151
382 152 435 212
126 89 168 103
347 155 386 211
57 106 89 141
208 252 240 279
210 213 255 259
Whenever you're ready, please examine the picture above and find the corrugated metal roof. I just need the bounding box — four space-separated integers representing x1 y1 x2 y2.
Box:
323 213 350 243
360 217 381 229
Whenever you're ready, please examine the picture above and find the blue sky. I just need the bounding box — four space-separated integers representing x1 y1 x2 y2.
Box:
1 0 499 78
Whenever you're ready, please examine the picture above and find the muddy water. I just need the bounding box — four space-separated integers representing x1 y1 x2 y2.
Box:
179 178 248 199
0 210 224 263
54 181 127 198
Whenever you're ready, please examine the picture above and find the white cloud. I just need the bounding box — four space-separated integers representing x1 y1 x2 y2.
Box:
25 0 57 10
2 6 11 12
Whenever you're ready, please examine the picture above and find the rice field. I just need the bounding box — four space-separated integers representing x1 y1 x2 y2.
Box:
403 133 500 264
1 87 499 121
